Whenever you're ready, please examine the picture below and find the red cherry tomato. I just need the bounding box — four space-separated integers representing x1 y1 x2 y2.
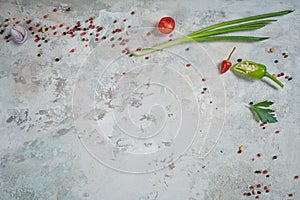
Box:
158 17 175 34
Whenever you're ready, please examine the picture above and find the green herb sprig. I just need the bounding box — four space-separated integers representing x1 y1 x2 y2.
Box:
131 10 293 56
249 101 278 124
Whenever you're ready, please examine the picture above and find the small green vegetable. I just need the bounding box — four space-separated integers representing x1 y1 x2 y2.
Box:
249 101 278 123
131 10 293 56
231 61 284 88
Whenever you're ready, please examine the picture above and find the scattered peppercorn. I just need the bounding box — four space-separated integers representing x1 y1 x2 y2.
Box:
269 47 276 53
274 59 278 63
37 53 41 57
272 155 277 160
55 58 60 62
238 145 244 154
257 153 261 157
237 58 242 62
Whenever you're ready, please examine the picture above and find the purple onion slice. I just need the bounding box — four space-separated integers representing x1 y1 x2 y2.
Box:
11 25 28 44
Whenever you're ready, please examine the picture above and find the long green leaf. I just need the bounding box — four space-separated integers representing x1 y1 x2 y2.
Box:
190 35 269 41
188 19 277 37
191 10 293 34
189 24 266 38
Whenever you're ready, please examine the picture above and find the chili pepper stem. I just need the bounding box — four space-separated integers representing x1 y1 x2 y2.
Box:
226 47 236 60
264 72 284 88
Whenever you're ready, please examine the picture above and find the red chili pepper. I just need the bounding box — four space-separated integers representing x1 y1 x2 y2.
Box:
220 47 236 74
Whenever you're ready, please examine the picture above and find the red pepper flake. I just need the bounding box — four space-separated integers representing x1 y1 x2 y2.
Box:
36 23 40 27
285 75 289 79
53 31 57 35
3 24 8 28
145 56 150 60
77 21 81 26
255 196 259 199
294 175 299 179
53 8 58 12
136 47 142 51
85 44 88 47
59 24 64 28
51 26 56 30
95 33 99 37
265 189 270 193
34 38 40 42
255 170 262 174
89 17 94 21
15 21 20 25
66 7 71 12
264 186 269 190
43 15 48 19
26 19 32 24
131 11 135 15
116 28 122 32
6 39 10 43
186 63 191 67
260 123 264 127
257 184 261 188
80 32 86 36
122 72 126 75
284 54 289 58
288 193 293 197
280 72 284 76
66 26 70 30
95 37 99 41
111 44 115 48
70 48 75 53
201 78 206 82
262 170 268 174
29 26 33 31
123 18 127 22
249 185 254 189
146 32 151 36
275 130 280 134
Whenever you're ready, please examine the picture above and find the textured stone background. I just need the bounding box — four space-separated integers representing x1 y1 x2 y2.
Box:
0 0 299 199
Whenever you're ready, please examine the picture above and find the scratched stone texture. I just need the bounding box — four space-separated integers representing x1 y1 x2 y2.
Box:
0 0 300 200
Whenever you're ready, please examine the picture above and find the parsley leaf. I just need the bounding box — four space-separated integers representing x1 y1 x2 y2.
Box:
249 101 278 123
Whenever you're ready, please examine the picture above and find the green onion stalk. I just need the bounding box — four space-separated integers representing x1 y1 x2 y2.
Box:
131 10 293 57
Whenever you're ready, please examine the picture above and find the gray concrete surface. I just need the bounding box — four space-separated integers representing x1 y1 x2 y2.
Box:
0 0 299 199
